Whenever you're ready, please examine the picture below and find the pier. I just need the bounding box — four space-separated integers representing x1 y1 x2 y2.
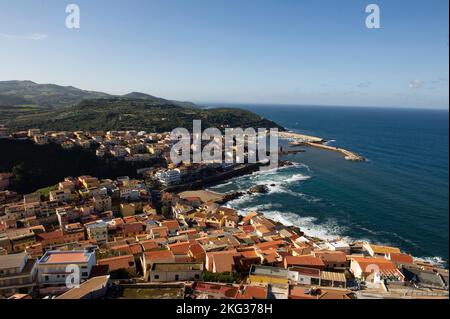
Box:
305 142 365 162
275 131 365 162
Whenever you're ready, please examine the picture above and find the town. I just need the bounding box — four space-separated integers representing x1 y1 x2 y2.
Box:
0 128 448 300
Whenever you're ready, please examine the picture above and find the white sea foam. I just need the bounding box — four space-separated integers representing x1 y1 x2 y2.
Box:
208 181 233 189
235 204 345 241
285 173 311 183
415 256 448 268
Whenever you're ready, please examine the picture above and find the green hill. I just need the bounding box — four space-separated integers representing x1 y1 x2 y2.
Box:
6 97 284 132
0 80 110 108
0 81 202 109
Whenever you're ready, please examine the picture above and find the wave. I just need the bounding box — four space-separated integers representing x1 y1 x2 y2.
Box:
285 173 311 183
415 256 448 268
207 181 233 189
235 204 346 241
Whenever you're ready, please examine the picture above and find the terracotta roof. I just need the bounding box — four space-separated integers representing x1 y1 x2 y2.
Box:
240 225 256 233
160 220 180 231
212 253 236 273
111 244 133 255
150 226 169 237
351 257 404 278
44 252 89 264
313 250 347 263
98 255 135 271
207 250 239 273
389 253 414 264
255 240 285 250
241 250 259 259
143 250 175 264
36 230 64 241
168 241 191 255
284 255 325 268
237 285 268 299
140 240 159 251
129 243 143 255
189 244 206 259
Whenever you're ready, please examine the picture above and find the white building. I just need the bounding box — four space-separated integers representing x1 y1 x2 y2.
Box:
85 220 108 244
49 190 72 203
93 196 112 212
37 250 96 286
0 252 38 297
325 240 351 254
155 169 181 186
149 262 203 282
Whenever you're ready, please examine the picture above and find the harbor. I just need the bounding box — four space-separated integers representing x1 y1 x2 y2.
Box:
276 131 366 162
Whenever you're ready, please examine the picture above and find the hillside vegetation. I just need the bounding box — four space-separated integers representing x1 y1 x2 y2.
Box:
6 97 283 132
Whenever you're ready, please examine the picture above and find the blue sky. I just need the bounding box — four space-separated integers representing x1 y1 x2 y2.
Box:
0 0 448 108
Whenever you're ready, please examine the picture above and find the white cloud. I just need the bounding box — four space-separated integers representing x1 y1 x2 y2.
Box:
0 33 48 40
409 80 424 89
357 81 372 88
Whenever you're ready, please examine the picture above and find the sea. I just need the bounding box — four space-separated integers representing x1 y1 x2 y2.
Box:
207 104 449 266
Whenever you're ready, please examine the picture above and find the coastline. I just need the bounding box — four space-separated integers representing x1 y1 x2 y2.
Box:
205 163 448 269
276 131 366 162
224 195 448 269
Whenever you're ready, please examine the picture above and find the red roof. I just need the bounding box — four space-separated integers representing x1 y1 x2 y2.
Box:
207 251 239 273
237 285 268 299
351 257 404 279
284 255 325 269
194 282 239 299
45 252 89 264
313 250 347 263
160 220 180 231
129 243 143 255
256 240 285 250
389 253 414 264
36 230 63 241
168 241 191 255
189 244 206 260
241 225 256 233
98 255 135 271
111 245 133 255
143 250 175 264
140 240 159 251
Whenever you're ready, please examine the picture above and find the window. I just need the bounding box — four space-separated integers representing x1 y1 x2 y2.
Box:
194 274 200 279
175 275 179 281
82 272 88 277
154 275 159 280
